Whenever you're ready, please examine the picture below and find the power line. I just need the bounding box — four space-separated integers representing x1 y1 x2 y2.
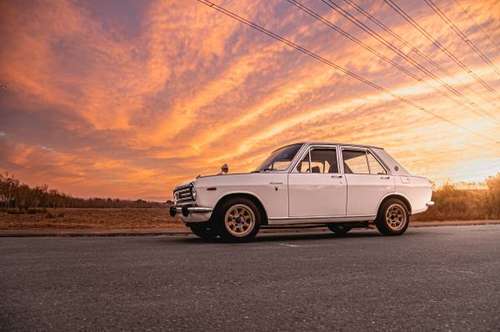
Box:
423 0 500 77
452 0 499 54
319 0 498 121
195 0 499 144
285 0 421 82
339 0 498 110
382 0 496 93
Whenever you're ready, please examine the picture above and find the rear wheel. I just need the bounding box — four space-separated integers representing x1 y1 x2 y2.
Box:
214 197 261 242
375 198 410 236
327 224 351 236
189 223 218 241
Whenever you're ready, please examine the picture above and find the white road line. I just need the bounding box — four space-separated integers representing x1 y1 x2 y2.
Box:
278 242 300 248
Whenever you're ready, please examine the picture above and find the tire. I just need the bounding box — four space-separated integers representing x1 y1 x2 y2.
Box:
327 224 351 236
213 197 261 242
189 223 218 241
375 198 410 236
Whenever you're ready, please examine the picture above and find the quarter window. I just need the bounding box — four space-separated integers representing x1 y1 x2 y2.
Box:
342 149 388 175
297 148 338 173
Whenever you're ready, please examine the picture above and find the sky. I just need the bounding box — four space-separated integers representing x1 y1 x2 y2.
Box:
0 0 499 200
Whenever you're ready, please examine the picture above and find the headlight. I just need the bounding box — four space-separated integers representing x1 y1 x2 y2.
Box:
191 187 197 201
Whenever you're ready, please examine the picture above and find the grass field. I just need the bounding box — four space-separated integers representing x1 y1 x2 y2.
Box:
0 208 183 231
2 174 499 231
1 206 498 232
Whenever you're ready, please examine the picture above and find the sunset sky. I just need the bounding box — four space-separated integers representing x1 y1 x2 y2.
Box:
0 0 499 200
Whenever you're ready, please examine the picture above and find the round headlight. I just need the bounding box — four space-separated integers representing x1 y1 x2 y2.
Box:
191 187 197 201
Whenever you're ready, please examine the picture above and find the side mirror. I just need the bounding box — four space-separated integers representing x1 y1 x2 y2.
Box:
220 163 229 174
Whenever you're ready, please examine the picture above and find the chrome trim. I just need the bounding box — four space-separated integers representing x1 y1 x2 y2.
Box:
173 182 195 205
275 141 383 151
169 205 214 223
176 206 213 213
268 215 376 225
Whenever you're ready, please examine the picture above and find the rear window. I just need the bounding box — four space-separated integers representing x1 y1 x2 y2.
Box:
372 148 410 175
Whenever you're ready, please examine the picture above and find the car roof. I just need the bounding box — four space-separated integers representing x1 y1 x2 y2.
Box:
275 142 384 151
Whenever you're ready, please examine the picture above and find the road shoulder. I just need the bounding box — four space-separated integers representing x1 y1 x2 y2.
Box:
1 220 499 237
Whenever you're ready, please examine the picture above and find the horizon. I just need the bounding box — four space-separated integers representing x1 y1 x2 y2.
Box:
1 171 496 202
1 0 499 200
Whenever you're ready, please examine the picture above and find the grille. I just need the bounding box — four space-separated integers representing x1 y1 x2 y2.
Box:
173 183 194 205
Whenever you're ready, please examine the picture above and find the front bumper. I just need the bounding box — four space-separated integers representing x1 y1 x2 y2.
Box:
169 205 213 223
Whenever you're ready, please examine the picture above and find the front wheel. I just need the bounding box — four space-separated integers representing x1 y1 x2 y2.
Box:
375 198 410 236
214 197 261 242
327 224 351 236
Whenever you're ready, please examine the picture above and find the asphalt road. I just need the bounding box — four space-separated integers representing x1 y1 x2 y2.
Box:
1 225 499 331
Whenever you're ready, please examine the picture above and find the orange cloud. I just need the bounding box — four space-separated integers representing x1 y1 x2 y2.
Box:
1 0 499 199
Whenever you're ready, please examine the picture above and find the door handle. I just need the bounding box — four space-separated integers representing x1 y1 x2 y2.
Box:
380 175 390 179
331 174 343 178
269 182 283 185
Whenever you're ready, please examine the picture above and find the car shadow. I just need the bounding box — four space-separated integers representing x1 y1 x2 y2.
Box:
255 230 378 242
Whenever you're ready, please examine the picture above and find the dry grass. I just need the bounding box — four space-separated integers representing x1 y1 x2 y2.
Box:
0 208 182 230
2 176 499 231
414 188 498 221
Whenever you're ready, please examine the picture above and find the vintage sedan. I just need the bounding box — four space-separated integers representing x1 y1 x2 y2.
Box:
170 142 434 242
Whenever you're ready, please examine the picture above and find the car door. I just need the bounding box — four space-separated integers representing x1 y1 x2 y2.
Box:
341 147 395 217
288 146 347 217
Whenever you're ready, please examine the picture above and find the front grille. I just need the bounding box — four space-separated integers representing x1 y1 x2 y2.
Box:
173 183 194 205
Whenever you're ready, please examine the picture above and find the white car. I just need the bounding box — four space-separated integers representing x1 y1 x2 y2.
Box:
170 142 434 241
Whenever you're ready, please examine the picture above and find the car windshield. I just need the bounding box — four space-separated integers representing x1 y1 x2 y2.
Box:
256 144 303 172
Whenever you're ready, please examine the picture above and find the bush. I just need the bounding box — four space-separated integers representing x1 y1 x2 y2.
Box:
415 173 500 221
485 174 500 217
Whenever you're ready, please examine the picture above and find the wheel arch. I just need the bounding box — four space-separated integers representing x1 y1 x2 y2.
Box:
212 192 269 225
377 193 412 215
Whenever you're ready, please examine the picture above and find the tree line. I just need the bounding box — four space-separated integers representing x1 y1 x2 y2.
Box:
2 171 499 218
0 173 165 210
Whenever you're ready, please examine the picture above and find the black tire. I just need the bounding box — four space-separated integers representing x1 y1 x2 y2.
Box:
327 224 351 236
189 223 218 241
375 198 410 236
213 197 261 242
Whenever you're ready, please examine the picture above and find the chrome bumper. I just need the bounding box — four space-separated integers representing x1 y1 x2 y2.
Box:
426 201 435 207
169 205 213 223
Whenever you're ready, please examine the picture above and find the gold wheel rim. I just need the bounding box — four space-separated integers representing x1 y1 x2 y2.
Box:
385 203 407 231
224 204 255 237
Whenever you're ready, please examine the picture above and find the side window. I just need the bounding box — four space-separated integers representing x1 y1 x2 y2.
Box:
367 152 387 175
297 154 310 173
342 150 369 174
311 149 338 173
297 148 338 173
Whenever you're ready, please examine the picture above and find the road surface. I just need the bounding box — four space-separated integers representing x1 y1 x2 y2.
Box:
1 225 499 331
